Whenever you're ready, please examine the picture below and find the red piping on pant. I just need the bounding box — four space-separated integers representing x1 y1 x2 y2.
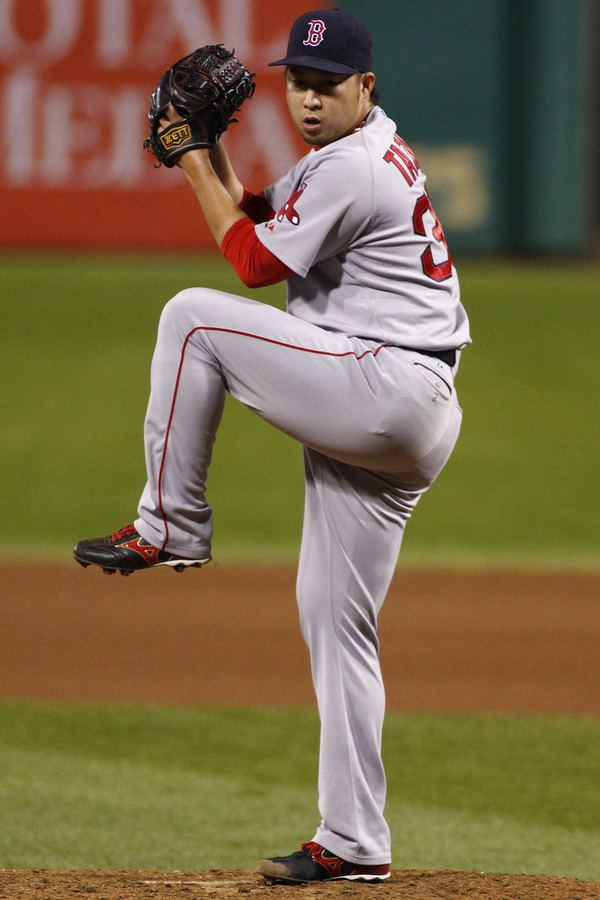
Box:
157 326 387 544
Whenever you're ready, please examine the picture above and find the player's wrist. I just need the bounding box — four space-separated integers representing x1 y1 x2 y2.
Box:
177 147 212 172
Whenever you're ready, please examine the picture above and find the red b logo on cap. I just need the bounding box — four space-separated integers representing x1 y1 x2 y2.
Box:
303 19 326 46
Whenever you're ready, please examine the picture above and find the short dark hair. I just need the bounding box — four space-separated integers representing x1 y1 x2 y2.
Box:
369 82 380 105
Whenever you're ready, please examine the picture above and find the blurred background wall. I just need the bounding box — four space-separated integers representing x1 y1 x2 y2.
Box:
3 0 598 254
343 0 598 255
2 0 311 251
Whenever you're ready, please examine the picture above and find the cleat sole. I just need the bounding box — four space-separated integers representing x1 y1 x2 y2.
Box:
74 550 208 575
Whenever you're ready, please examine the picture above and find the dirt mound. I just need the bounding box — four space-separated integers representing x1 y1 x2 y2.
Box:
2 868 599 900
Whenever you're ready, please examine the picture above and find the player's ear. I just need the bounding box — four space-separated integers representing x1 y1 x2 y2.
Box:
361 72 376 100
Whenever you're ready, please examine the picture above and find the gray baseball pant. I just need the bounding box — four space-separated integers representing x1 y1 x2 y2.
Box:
135 287 463 865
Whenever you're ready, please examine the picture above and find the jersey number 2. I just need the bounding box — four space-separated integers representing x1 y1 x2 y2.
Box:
412 192 453 282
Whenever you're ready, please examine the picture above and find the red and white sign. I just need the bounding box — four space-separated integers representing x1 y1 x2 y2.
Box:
1 0 329 250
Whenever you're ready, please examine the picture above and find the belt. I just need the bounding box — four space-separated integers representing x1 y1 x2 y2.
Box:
355 337 457 368
394 346 456 367
412 347 456 367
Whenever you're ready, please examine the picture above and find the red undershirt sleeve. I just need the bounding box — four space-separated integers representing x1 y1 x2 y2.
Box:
220 216 296 289
239 188 275 224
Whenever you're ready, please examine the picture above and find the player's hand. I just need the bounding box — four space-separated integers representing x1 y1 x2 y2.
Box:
157 102 182 131
158 103 210 167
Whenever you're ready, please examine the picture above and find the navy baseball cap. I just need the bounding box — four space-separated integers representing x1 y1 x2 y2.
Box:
268 8 372 75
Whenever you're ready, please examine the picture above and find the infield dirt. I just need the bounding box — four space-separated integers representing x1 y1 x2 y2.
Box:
1 562 599 899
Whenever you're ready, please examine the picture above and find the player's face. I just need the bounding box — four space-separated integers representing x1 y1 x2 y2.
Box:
285 66 375 147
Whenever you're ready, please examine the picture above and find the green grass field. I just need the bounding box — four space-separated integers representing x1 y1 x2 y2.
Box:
1 252 598 567
1 700 599 881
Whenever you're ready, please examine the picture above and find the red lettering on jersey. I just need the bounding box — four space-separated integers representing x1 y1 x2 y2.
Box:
276 182 307 226
383 135 420 186
303 20 327 46
412 191 453 282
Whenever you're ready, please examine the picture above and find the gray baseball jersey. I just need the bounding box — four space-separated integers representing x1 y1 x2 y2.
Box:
258 106 470 353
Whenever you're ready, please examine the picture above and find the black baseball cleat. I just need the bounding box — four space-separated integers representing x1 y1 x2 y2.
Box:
255 841 390 885
73 523 210 576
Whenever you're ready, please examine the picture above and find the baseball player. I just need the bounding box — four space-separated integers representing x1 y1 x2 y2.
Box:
74 8 470 884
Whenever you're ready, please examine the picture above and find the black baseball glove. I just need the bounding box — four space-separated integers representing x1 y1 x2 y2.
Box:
143 45 255 167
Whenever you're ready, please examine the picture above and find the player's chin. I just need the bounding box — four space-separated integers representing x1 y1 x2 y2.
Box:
300 128 330 148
